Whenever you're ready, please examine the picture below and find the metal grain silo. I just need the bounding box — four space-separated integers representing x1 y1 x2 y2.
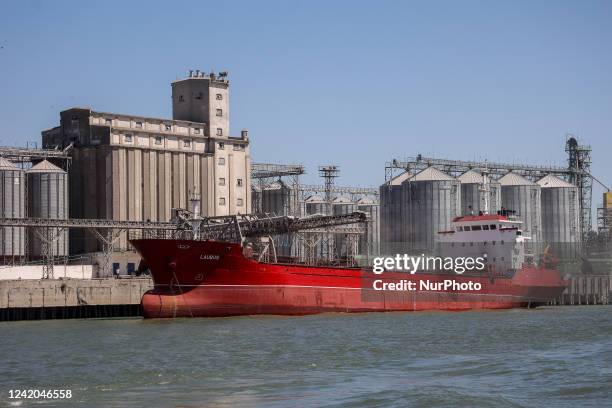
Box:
0 157 25 260
379 171 411 254
27 160 69 258
260 180 293 216
305 194 327 215
499 172 542 242
457 169 501 216
357 197 380 256
332 197 358 258
402 167 460 252
537 174 580 246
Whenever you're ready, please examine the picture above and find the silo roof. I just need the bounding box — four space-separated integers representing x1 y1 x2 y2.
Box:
498 172 535 186
27 160 66 174
0 157 20 170
305 194 324 202
263 180 287 190
409 166 455 182
537 174 576 188
457 169 483 184
356 197 377 205
385 171 412 185
332 196 352 204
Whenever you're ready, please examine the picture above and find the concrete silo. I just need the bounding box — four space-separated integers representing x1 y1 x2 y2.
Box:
402 167 460 252
379 171 411 254
457 169 501 216
356 197 380 256
0 157 26 260
27 160 69 258
537 174 580 246
499 172 542 242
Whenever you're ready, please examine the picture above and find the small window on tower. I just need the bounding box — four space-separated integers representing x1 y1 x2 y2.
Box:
165 124 172 131
216 109 223 117
195 92 203 100
237 198 244 207
183 139 191 147
216 128 223 136
155 136 162 145
124 134 133 143
194 128 201 134
179 95 185 102
105 118 112 125
219 197 226 206
216 93 223 100
237 178 243 187
218 142 225 150
135 121 143 129
218 157 225 165
219 178 225 186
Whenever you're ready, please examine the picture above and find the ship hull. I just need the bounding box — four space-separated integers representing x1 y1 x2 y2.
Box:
131 239 567 318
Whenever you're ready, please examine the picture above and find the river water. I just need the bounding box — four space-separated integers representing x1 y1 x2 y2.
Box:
1 306 611 407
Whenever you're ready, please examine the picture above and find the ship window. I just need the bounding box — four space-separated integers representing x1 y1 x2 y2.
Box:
451 243 454 247
462 243 465 247
501 240 505 245
484 241 487 246
483 225 490 230
470 242 474 246
490 224 496 230
501 257 505 261
472 225 482 231
492 241 496 245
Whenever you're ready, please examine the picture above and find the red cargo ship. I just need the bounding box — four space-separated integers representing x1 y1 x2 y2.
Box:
131 213 567 318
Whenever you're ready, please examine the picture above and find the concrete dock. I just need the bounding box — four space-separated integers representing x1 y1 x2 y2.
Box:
0 278 152 321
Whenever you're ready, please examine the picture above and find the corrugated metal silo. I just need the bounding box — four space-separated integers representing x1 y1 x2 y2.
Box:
27 160 69 257
332 197 358 258
457 169 501 216
260 180 293 216
402 167 460 251
357 197 380 256
379 171 411 253
499 172 542 242
0 157 26 259
537 174 580 244
305 194 327 215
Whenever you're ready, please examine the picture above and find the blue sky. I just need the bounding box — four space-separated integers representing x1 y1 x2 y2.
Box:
1 0 611 217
